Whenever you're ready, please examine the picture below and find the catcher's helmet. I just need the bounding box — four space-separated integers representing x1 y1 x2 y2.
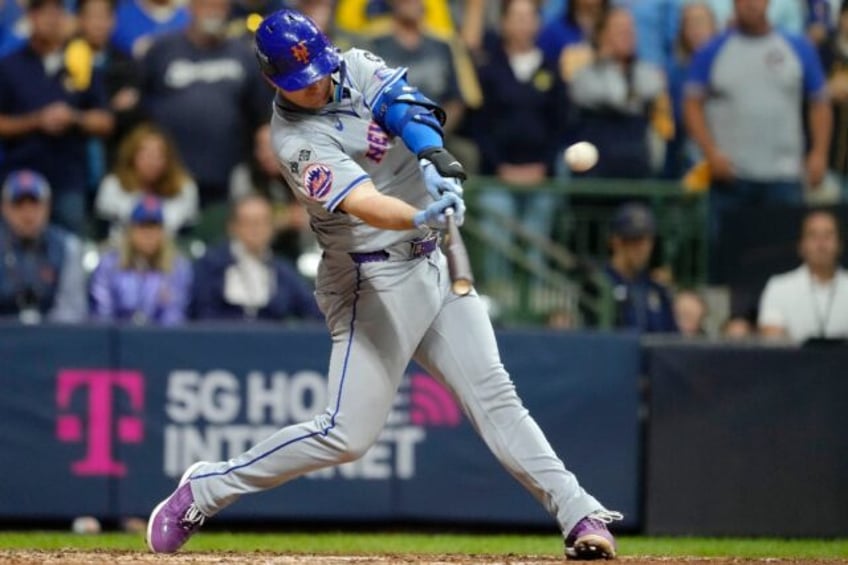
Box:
254 9 341 91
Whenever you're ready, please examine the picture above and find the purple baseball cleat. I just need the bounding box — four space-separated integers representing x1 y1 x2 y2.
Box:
147 461 209 553
565 510 623 560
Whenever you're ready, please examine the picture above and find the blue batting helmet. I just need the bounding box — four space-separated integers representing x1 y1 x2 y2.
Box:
254 9 341 92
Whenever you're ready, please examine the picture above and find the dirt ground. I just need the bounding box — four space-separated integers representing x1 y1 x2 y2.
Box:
0 552 844 565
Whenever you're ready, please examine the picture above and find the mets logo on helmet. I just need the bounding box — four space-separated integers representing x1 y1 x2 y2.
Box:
291 41 310 64
303 164 333 201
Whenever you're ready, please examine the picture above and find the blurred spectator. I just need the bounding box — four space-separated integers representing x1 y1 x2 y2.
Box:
90 195 192 325
287 0 334 31
77 0 143 183
191 194 322 322
0 0 27 58
674 289 707 336
0 170 86 323
0 0 114 234
819 0 848 198
555 0 608 84
537 0 608 64
473 0 567 285
700 0 806 33
604 202 678 333
249 124 313 263
335 0 455 37
807 0 834 47
616 0 680 68
721 315 753 338
666 1 717 178
112 0 190 57
140 0 272 207
569 7 671 178
95 123 198 236
685 0 832 257
758 209 848 342
367 0 481 169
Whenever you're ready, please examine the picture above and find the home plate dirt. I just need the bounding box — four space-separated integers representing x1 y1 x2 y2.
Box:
0 552 844 565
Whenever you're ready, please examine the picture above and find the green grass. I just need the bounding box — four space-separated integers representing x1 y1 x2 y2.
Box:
0 532 846 558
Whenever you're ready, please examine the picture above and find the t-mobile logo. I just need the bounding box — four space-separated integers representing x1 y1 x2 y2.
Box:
409 374 461 427
55 370 145 477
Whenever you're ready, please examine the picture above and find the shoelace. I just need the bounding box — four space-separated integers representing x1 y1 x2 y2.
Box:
587 510 624 525
181 505 206 530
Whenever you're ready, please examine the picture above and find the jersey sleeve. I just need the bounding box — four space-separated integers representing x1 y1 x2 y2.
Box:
784 33 828 100
341 48 409 112
685 33 729 99
276 132 370 212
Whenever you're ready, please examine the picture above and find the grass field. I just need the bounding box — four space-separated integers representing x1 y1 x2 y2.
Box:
0 531 847 559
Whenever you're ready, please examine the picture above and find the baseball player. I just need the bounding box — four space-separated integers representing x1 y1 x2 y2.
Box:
147 9 621 560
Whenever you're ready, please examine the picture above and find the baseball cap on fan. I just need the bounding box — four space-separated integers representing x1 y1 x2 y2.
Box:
130 196 165 225
610 202 656 239
2 170 52 203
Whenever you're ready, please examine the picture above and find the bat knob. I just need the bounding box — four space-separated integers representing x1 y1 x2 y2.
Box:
451 279 473 296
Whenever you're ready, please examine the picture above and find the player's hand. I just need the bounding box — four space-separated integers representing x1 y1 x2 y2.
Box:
413 192 465 230
805 151 827 188
418 147 466 200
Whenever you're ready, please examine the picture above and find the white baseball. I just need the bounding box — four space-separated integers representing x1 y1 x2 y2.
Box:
563 141 599 173
71 515 101 535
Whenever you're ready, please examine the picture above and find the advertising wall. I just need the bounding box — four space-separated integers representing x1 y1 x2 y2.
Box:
0 325 642 530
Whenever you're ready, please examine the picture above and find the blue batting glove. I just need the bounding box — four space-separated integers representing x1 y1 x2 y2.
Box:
413 192 466 230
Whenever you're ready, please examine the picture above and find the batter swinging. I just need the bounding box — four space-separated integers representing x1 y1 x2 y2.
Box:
147 9 621 560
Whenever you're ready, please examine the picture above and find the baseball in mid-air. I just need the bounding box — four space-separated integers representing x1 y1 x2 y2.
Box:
563 141 599 173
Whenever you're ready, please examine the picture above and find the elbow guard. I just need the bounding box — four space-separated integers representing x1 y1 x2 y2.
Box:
372 79 447 138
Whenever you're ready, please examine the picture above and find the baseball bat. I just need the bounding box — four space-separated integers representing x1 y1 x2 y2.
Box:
443 208 474 296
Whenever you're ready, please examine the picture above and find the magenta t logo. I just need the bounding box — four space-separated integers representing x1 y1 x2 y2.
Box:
55 370 145 477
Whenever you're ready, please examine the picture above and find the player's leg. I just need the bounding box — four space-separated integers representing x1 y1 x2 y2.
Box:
413 277 619 559
148 259 442 553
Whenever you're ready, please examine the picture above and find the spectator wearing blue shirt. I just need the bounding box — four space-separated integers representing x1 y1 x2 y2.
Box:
90 195 193 325
537 0 609 64
140 0 271 206
0 170 86 323
112 0 190 57
616 0 681 69
604 202 678 334
684 0 832 269
0 0 114 234
666 1 717 177
191 194 322 322
0 0 26 58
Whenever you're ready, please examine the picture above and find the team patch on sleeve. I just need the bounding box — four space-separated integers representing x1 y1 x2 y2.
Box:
303 163 333 201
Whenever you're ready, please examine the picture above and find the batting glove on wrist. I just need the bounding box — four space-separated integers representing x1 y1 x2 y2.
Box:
413 192 465 230
418 147 466 200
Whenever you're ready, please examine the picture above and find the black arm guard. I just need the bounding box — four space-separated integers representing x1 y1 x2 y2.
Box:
417 147 467 181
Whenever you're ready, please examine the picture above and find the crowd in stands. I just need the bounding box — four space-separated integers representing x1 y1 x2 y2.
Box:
0 0 846 344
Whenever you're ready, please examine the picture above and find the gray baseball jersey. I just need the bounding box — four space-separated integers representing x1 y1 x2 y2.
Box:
186 48 607 537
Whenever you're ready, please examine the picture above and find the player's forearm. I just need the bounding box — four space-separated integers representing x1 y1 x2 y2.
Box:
342 192 419 230
0 112 41 137
807 99 832 157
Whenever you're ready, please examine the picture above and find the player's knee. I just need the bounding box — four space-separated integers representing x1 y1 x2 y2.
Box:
335 434 374 462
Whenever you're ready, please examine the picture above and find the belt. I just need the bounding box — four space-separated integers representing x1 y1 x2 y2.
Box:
349 235 439 264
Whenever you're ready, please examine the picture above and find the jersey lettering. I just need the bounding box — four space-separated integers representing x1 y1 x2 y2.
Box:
365 121 389 164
